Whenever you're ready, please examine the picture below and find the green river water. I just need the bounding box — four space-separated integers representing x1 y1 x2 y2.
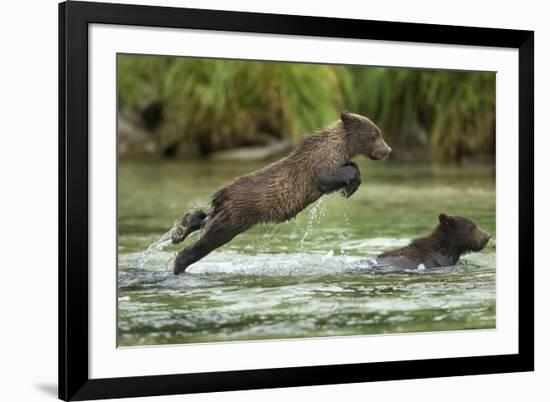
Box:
117 160 496 346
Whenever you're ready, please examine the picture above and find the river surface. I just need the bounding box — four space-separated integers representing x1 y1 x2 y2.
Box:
117 160 496 346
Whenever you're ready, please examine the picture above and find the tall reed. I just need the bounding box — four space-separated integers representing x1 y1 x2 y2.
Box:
118 55 495 161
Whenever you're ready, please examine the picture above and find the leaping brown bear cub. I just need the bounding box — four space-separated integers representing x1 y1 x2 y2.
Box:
375 214 491 270
171 111 391 274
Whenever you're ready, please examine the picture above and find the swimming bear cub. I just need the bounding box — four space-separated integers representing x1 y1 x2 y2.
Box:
171 111 391 274
375 214 491 269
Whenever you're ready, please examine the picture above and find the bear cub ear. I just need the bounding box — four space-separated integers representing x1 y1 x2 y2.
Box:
340 111 357 127
439 213 453 226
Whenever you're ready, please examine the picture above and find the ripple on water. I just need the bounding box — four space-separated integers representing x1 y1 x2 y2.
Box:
117 238 496 346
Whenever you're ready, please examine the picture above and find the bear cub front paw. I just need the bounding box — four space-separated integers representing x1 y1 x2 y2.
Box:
341 162 361 198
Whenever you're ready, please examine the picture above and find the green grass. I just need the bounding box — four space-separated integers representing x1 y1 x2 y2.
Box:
118 55 495 161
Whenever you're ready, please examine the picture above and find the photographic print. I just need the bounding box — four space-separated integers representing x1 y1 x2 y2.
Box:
60 2 533 399
116 55 496 347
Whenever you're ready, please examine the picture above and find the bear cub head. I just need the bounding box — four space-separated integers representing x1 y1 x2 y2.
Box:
437 213 491 255
340 111 392 160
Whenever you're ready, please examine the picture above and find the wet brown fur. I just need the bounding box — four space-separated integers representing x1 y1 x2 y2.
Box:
377 214 491 269
212 123 350 228
174 112 391 273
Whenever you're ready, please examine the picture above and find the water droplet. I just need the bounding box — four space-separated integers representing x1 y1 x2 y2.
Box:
299 199 326 251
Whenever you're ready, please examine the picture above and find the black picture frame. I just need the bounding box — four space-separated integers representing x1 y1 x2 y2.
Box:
59 1 534 400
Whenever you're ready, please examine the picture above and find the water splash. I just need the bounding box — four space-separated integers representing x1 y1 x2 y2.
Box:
299 199 326 251
288 216 299 242
137 215 190 270
163 252 177 271
339 210 351 255
137 230 173 270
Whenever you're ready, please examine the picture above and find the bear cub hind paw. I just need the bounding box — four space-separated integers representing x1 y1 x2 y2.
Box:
170 211 207 244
